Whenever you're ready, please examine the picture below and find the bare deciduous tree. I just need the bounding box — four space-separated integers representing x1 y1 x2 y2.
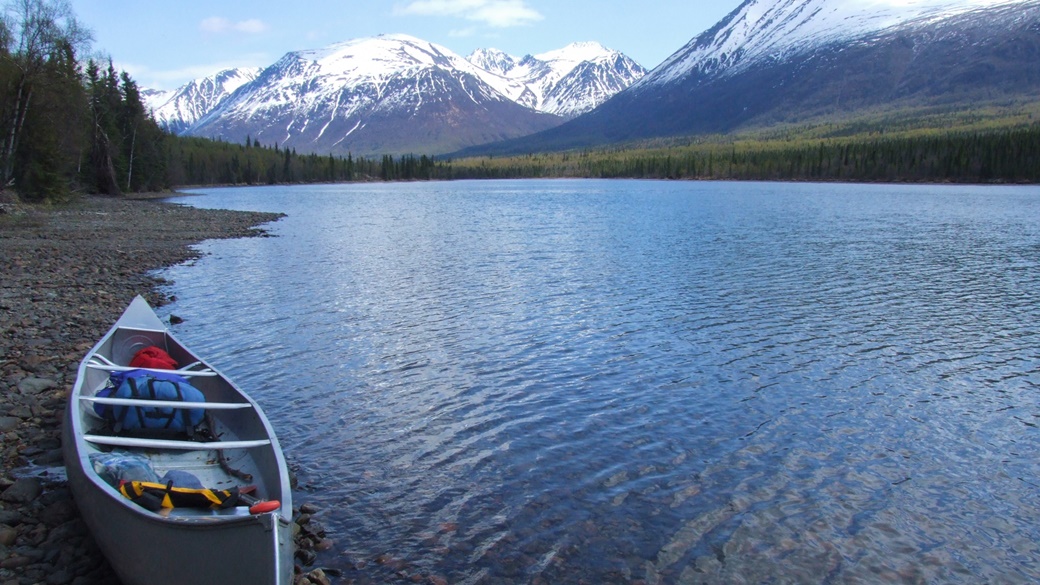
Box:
0 0 91 187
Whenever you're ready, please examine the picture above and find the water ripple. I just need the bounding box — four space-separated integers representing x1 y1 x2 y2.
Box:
163 180 1040 584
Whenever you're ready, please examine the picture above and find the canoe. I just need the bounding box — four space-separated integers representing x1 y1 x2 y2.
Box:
62 296 294 585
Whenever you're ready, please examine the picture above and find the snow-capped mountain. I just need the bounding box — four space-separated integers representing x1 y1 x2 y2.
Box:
462 0 1040 155
151 35 644 155
145 68 262 135
466 42 647 117
187 34 561 156
640 0 1034 88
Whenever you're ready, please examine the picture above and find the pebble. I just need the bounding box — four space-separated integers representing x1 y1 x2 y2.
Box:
0 525 16 546
1 554 33 569
40 500 77 526
16 378 56 395
0 510 23 526
0 194 288 584
303 568 331 585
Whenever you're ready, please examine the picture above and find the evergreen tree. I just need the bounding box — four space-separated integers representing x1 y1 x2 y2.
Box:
119 71 166 191
13 37 85 198
84 59 120 194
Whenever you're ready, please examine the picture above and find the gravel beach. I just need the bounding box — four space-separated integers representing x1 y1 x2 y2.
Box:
0 194 294 584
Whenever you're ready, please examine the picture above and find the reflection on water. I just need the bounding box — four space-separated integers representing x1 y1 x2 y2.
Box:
163 180 1040 583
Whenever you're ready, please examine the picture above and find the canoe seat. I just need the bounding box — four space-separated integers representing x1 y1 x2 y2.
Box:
80 396 253 410
83 435 271 450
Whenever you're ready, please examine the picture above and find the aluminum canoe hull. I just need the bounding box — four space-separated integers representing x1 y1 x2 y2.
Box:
63 296 294 585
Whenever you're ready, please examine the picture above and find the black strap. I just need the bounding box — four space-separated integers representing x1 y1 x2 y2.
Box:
112 377 139 433
141 378 173 428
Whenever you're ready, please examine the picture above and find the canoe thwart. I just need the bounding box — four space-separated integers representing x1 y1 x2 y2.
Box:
83 435 272 450
80 396 252 410
87 359 218 377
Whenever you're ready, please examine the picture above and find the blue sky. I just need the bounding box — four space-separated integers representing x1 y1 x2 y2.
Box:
68 0 742 90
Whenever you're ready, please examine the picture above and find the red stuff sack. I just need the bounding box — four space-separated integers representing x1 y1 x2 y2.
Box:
129 346 178 370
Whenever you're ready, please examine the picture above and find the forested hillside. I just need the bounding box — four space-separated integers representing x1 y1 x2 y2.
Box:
438 122 1040 184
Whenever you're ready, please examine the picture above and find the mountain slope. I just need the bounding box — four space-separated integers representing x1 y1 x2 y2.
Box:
145 68 262 135
641 0 1029 86
150 36 644 155
460 0 1040 155
188 35 561 156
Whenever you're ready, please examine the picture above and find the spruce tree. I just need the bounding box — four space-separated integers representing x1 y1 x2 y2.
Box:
84 59 121 194
13 38 85 199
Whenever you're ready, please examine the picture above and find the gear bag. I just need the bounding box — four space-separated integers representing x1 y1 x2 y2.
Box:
118 480 239 511
129 346 179 370
98 371 206 433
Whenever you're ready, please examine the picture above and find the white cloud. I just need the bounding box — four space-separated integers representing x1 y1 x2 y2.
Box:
396 0 543 28
200 17 270 35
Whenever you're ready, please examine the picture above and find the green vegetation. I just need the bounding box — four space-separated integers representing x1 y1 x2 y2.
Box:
166 140 448 186
1 0 91 200
436 108 1040 184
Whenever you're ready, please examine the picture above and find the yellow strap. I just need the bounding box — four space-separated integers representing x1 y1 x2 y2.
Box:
120 480 233 508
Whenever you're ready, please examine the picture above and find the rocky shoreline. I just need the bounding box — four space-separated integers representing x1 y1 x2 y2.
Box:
0 195 332 584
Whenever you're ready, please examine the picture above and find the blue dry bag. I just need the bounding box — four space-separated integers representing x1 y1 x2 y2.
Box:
97 370 206 432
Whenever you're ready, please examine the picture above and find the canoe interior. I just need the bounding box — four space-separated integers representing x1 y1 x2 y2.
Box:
75 324 286 508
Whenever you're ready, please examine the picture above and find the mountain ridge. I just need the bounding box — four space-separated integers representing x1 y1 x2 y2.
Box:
637 0 1032 89
468 41 647 118
146 35 645 155
453 0 1040 157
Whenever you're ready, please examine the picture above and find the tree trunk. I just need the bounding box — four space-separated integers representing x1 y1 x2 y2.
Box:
1 77 30 187
93 127 121 196
126 123 137 191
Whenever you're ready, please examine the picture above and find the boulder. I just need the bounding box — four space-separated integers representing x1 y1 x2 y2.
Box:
1 477 42 503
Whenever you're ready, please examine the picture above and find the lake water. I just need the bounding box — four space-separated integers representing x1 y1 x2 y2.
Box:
161 180 1040 584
